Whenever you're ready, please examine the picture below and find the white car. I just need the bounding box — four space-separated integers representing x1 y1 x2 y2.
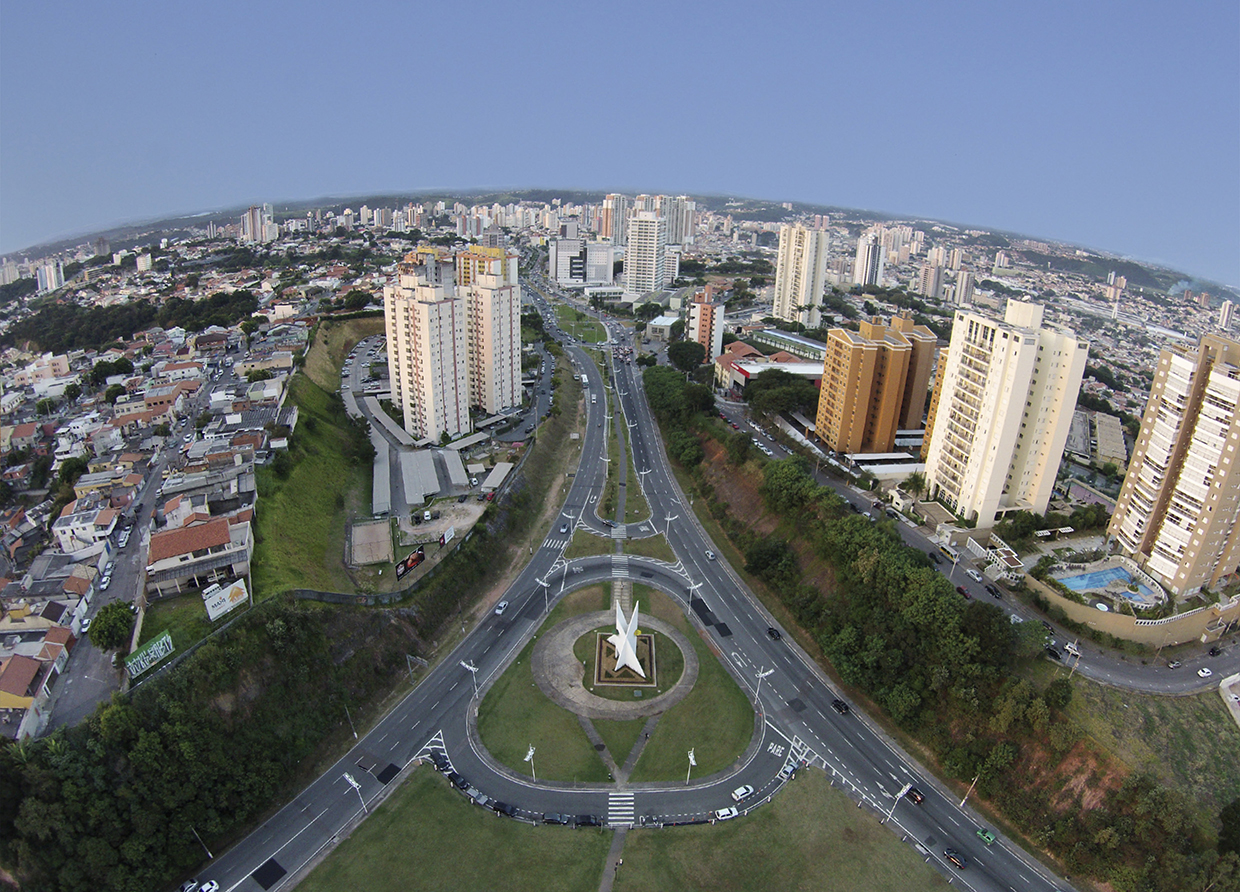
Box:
965 569 984 583
714 806 738 821
494 600 509 616
731 784 755 802
99 574 112 591
1198 667 1213 678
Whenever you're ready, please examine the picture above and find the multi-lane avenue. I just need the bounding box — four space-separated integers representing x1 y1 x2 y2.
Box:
195 285 1081 892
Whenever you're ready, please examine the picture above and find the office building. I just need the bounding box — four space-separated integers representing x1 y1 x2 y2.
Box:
456 246 523 415
550 239 615 287
624 211 667 295
687 291 725 361
852 234 885 287
922 300 1088 528
383 250 471 443
1109 333 1240 597
814 312 937 454
599 194 631 246
773 224 830 328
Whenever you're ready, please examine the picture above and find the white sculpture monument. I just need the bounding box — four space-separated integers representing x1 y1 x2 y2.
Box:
608 601 645 678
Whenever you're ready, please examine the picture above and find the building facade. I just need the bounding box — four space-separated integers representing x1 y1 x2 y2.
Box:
687 292 725 361
599 194 631 246
456 246 523 415
814 312 937 454
922 300 1088 528
1109 333 1240 598
623 211 667 296
772 224 830 329
852 233 885 287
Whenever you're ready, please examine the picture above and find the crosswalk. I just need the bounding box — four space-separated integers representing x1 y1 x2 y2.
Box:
608 792 634 826
543 537 570 550
610 523 627 539
612 554 630 579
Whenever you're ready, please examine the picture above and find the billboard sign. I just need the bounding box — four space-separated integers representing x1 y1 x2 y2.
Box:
203 579 249 622
439 526 455 548
125 630 175 677
395 546 425 580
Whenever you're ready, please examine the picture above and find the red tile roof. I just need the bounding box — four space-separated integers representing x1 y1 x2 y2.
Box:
148 517 231 563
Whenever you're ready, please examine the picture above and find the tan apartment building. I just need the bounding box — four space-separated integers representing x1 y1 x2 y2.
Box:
1109 333 1240 597
814 312 937 454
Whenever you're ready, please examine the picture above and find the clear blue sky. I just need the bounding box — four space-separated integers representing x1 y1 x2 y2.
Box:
2 0 1237 285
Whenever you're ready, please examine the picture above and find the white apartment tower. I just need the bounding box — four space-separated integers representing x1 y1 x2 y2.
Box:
624 212 667 295
240 204 276 244
1109 334 1240 597
922 300 1088 528
852 234 885 287
1220 300 1235 330
773 223 830 329
654 195 696 246
384 251 471 443
456 246 523 415
600 194 631 246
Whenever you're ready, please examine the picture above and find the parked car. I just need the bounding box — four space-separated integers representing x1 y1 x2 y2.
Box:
927 551 942 564
542 813 572 825
1198 667 1213 678
715 806 739 821
1167 660 1182 669
955 586 970 598
986 584 1002 599
965 568 984 583
731 784 755 802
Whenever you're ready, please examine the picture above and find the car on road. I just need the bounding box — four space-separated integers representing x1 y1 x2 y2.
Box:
955 586 970 598
559 522 569 534
447 771 468 790
1198 667 1213 678
576 814 602 827
905 787 925 804
1045 646 1063 661
81 616 92 633
831 698 850 715
200 883 219 892
766 626 781 640
494 600 509 616
926 551 942 564
986 584 1002 598
1167 660 1182 669
976 828 996 845
705 550 716 561
429 752 450 772
714 806 739 821
1209 646 1222 657
944 849 967 869
731 784 755 802
179 882 200 892
491 800 518 817
965 568 984 583
100 574 112 591
542 813 572 825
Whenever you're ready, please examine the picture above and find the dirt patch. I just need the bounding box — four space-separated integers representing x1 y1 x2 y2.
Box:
1043 743 1128 812
699 441 778 537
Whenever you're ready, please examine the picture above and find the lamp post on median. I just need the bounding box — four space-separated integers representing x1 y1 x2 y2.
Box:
687 581 703 607
525 745 537 782
343 772 367 814
537 577 550 614
460 660 479 698
345 704 358 739
755 667 774 704
664 513 678 538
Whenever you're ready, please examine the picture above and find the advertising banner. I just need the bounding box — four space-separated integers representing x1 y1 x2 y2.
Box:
395 545 425 580
203 579 249 622
439 526 455 547
125 630 175 677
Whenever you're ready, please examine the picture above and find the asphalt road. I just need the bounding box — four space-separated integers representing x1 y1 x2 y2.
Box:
189 292 1078 892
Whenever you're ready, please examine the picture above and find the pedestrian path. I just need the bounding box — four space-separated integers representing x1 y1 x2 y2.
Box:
543 536 570 551
608 792 635 826
610 523 627 539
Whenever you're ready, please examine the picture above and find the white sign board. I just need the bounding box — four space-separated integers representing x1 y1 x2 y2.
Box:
203 579 249 621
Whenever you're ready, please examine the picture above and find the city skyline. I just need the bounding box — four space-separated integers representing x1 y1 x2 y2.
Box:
1 1 1236 286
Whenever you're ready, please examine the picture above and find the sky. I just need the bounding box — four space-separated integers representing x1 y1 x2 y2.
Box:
2 0 1237 286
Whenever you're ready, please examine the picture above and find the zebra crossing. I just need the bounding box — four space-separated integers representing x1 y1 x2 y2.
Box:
610 523 627 539
608 792 635 826
543 536 570 551
612 554 630 578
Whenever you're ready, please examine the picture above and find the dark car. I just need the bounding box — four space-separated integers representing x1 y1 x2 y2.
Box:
1209 646 1222 657
448 771 468 790
1045 646 1063 661
956 586 971 599
491 801 518 817
766 627 782 641
905 787 925 804
831 698 850 715
944 849 967 870
986 584 1002 599
927 551 942 564
576 814 602 827
429 751 450 772
1041 620 1054 632
543 813 572 825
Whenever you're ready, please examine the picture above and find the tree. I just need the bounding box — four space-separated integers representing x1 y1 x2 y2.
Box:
58 456 89 487
903 471 926 498
104 383 125 404
35 398 55 416
63 382 82 402
670 319 685 341
1043 677 1073 710
1220 798 1240 855
668 340 706 372
247 369 274 383
88 602 134 651
342 289 371 311
636 302 662 320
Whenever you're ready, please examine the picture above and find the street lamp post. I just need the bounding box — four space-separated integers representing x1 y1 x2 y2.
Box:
190 825 213 860
460 660 479 698
664 513 678 538
345 704 357 739
687 581 703 607
537 577 550 614
755 667 774 705
686 748 696 785
343 772 367 813
525 745 537 782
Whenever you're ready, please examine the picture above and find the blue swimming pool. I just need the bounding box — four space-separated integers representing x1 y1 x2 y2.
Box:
1058 567 1157 599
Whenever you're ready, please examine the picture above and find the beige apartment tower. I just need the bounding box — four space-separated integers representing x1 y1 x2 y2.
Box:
814 311 937 454
773 223 830 329
456 245 523 415
1109 333 1240 597
922 300 1088 528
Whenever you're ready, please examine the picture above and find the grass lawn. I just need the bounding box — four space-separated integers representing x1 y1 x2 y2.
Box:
614 769 950 892
621 422 650 523
137 590 222 649
624 534 676 563
564 529 615 560
1026 661 1240 810
593 718 647 766
304 316 385 391
555 305 604 343
251 375 365 597
298 768 613 892
627 588 753 782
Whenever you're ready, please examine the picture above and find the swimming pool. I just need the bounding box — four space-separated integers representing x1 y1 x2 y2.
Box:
1057 567 1157 599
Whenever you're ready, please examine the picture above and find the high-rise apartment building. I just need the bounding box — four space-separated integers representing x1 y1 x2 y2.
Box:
1108 333 1240 597
852 234 885 287
240 204 276 243
814 312 937 454
1220 300 1234 330
624 212 667 295
913 264 943 300
953 271 975 306
687 291 725 360
922 300 1088 527
383 250 471 443
653 195 696 246
35 260 65 293
773 224 830 329
600 194 631 246
456 246 523 415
